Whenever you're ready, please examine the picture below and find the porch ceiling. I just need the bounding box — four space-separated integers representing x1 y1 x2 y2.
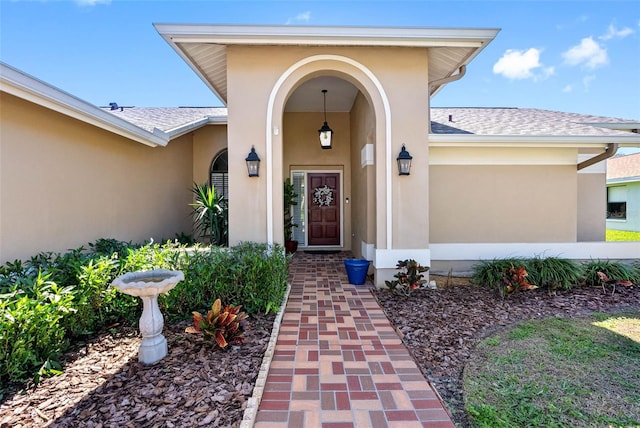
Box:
156 24 500 106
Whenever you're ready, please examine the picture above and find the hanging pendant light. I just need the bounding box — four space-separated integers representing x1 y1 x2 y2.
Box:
318 89 333 149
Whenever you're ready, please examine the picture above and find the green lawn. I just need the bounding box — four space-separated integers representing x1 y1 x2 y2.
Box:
607 229 640 241
463 312 640 427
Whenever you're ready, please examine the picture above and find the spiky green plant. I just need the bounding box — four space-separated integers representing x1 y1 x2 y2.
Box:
582 260 638 287
527 257 581 292
471 258 530 292
190 182 228 246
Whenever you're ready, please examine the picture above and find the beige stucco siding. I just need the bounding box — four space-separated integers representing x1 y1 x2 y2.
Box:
226 46 273 244
349 92 376 257
193 125 228 185
578 173 606 241
429 164 577 243
0 94 193 263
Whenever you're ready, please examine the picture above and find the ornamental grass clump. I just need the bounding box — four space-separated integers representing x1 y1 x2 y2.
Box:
582 260 639 288
526 256 581 292
186 299 248 349
385 259 429 296
471 258 530 296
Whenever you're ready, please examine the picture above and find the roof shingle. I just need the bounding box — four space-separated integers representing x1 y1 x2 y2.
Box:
104 106 639 138
607 152 640 180
430 107 637 136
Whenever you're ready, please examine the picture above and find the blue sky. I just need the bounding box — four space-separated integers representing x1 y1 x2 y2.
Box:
2 0 639 120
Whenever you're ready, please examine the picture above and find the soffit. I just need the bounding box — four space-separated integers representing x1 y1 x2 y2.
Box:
156 24 499 106
428 46 478 88
177 42 228 102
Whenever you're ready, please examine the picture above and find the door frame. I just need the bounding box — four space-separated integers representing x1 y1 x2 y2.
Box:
291 169 344 249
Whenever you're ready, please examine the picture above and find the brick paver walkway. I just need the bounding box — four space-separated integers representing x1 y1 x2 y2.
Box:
254 252 455 428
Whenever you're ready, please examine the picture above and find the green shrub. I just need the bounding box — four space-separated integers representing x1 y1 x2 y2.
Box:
0 239 288 387
471 258 530 293
582 260 639 287
0 271 75 383
89 238 135 257
527 256 582 291
226 242 289 314
24 248 90 288
160 247 229 319
63 255 140 337
162 242 288 317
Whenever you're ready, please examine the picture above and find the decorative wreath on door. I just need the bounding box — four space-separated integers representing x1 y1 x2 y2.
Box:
312 185 334 207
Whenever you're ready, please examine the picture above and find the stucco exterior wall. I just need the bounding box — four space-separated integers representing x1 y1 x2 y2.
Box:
349 92 376 258
192 125 228 185
429 164 578 243
578 172 606 240
225 45 430 251
0 93 193 263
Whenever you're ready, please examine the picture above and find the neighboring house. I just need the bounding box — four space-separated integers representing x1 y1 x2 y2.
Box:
607 153 640 232
2 24 640 283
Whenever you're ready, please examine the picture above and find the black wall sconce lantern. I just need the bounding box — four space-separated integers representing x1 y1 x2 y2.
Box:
318 89 333 149
245 146 260 177
397 144 413 176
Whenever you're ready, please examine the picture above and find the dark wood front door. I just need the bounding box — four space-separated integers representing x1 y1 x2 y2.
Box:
308 173 340 246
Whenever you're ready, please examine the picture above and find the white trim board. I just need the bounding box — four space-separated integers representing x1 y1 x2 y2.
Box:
154 24 499 48
430 242 640 261
1 63 167 147
374 249 431 269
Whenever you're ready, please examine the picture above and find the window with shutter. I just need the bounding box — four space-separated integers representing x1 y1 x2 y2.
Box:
210 150 229 200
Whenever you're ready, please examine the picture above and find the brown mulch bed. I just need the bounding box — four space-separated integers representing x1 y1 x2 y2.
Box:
374 276 640 427
0 314 275 428
2 279 638 428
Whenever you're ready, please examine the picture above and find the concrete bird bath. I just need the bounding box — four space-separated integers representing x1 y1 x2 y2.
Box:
112 269 184 364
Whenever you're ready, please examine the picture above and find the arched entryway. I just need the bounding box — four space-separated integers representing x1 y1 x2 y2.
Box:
266 55 392 260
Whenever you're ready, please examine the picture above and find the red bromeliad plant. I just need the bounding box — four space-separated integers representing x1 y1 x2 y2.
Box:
186 299 248 349
385 259 430 296
596 271 634 293
500 264 538 297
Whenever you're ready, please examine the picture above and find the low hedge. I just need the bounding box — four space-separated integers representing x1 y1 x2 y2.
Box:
472 256 639 297
0 240 288 387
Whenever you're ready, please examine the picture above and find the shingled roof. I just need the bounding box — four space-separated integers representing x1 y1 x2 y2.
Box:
104 107 227 133
104 106 638 138
607 152 640 183
430 107 638 136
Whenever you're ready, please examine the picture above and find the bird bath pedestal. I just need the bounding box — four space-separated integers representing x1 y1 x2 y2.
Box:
112 269 184 364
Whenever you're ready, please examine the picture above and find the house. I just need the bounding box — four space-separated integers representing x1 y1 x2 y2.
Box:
2 24 640 284
607 153 640 232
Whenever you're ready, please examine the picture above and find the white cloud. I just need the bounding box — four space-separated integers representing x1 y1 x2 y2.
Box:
286 11 311 25
562 37 608 69
541 66 555 80
492 48 545 80
600 24 634 40
562 85 573 93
